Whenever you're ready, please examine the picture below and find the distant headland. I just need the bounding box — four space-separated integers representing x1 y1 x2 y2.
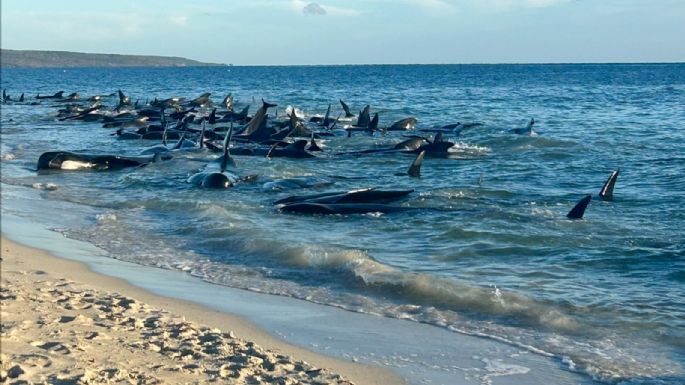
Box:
0 49 226 68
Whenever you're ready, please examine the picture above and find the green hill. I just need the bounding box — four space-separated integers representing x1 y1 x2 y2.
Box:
0 49 225 68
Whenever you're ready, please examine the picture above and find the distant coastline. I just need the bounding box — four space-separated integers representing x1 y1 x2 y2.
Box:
0 50 680 68
0 49 225 68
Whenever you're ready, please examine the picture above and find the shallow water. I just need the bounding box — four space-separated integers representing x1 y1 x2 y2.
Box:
1 64 684 384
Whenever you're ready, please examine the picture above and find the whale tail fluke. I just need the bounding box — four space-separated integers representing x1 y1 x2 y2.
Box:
599 169 620 200
567 194 592 219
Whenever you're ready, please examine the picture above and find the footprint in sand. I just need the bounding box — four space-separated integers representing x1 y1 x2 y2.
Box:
84 331 110 341
1 364 25 381
0 291 17 301
63 302 93 311
16 353 52 368
30 341 71 355
58 315 77 323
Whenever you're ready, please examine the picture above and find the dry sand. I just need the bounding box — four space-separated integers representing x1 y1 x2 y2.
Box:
0 237 402 385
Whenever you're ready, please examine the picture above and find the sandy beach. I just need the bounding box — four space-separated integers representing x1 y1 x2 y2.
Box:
0 236 402 385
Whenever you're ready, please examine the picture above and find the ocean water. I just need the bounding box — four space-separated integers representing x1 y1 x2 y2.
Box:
1 64 684 384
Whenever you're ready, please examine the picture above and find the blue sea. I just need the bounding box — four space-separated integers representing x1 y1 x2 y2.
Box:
1 64 684 384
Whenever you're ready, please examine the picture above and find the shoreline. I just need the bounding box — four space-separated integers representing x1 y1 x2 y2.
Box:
0 235 402 385
0 214 601 385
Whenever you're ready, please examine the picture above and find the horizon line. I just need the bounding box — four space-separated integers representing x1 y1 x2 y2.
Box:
1 49 684 67
2 62 684 69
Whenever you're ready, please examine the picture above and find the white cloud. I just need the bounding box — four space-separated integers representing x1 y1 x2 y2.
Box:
400 0 458 15
325 5 361 16
3 10 147 41
303 2 327 15
386 0 570 14
169 15 188 26
464 0 572 12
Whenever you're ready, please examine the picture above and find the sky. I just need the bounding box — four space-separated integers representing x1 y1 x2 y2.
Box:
1 0 684 65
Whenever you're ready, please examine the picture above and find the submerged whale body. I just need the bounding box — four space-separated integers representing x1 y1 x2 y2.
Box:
263 176 333 191
274 188 414 206
510 118 535 135
37 151 169 171
387 117 417 131
187 122 241 188
187 170 238 188
268 140 315 158
279 202 410 215
274 184 415 215
36 90 65 100
274 186 414 215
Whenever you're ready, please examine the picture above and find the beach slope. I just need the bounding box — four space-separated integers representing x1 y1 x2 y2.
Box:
0 237 401 385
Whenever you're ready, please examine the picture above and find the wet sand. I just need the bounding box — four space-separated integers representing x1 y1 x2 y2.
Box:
0 237 402 384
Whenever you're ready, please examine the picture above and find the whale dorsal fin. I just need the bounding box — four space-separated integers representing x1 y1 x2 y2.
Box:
526 118 535 133
567 194 592 219
262 99 277 109
408 150 426 178
289 109 298 130
599 169 619 200
172 133 186 150
308 131 323 152
369 113 379 133
434 132 444 143
357 105 370 127
208 108 217 125
223 94 233 111
323 103 331 127
340 99 354 117
329 113 342 131
117 90 128 105
220 122 236 172
161 114 169 147
244 100 275 136
199 121 206 149
239 104 249 118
